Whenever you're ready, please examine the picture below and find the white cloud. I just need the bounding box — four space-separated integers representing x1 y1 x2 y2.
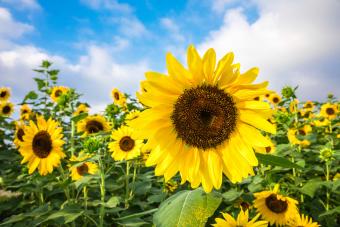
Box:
199 0 340 100
80 0 132 13
211 0 236 13
0 0 41 10
116 17 149 38
0 7 33 39
160 17 185 42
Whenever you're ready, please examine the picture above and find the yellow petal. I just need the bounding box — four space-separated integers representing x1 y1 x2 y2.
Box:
202 48 216 83
239 110 276 134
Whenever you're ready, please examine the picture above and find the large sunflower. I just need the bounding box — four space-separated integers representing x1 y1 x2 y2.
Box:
0 102 14 117
111 88 127 107
320 103 338 120
289 214 319 227
131 45 275 192
14 121 26 148
212 209 268 227
19 116 65 175
50 86 69 103
20 104 32 120
0 87 11 102
254 184 299 226
73 103 89 116
77 115 111 136
108 126 143 161
69 153 98 181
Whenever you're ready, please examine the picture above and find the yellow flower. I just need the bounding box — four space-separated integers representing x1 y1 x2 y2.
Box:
0 102 14 117
69 153 98 181
164 180 179 193
131 45 276 192
289 99 299 113
125 109 141 123
0 87 11 102
289 214 320 227
20 104 32 120
303 101 314 112
253 96 264 101
108 126 143 161
140 145 151 163
50 86 69 103
254 138 276 154
287 129 310 147
111 88 127 106
320 103 338 120
73 104 89 116
77 115 111 136
212 209 268 227
312 118 330 127
14 121 26 148
254 184 299 226
333 173 340 181
19 116 65 175
268 93 281 105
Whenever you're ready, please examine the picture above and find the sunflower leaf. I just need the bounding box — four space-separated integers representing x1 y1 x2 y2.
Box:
256 153 302 169
153 188 222 227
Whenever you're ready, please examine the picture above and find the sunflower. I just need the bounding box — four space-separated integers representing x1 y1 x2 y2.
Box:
254 138 275 154
69 153 98 181
131 45 276 192
268 93 281 105
73 104 89 116
108 126 143 161
289 99 299 113
254 184 299 226
298 109 312 119
20 104 32 120
289 214 319 227
303 101 314 112
312 117 330 127
320 103 338 120
0 102 14 117
50 86 69 103
14 121 26 148
0 87 11 102
19 116 65 175
111 88 127 107
212 209 268 227
287 129 310 147
77 115 111 136
140 145 151 163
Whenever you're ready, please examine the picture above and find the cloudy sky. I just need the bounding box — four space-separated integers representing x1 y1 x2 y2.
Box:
1 0 339 112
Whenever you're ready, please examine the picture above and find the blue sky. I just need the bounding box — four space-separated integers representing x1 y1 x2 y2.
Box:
1 0 340 112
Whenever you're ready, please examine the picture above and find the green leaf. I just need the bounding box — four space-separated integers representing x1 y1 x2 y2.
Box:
71 112 88 123
300 179 326 197
23 91 38 102
222 189 242 202
256 153 302 169
153 188 222 227
106 196 120 208
319 206 340 217
34 78 45 90
41 60 52 68
37 208 84 225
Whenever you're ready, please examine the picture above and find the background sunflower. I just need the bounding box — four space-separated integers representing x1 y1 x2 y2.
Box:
77 115 111 136
0 87 11 102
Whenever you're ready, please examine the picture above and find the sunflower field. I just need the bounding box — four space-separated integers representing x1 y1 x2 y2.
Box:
0 46 339 227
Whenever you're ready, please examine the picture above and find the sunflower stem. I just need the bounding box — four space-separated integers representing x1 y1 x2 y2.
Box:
325 161 330 211
83 186 88 227
98 149 106 227
130 160 138 199
70 120 75 157
125 161 130 208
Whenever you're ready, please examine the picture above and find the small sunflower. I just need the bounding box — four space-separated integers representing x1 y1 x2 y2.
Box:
20 104 32 120
77 115 111 136
14 121 26 148
254 138 275 154
298 109 312 119
303 101 314 112
164 180 179 193
212 209 268 227
0 102 14 117
254 184 299 226
131 45 275 192
69 153 98 181
289 99 299 113
268 93 281 105
320 103 338 120
289 214 319 227
19 116 66 175
253 96 264 101
73 104 89 116
50 86 69 103
287 129 310 147
111 88 127 106
108 126 143 161
312 117 330 127
0 87 11 101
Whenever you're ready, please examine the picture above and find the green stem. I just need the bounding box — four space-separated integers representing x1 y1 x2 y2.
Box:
98 150 106 227
325 162 330 211
70 120 75 157
83 186 88 227
58 165 71 201
130 161 138 198
125 161 130 208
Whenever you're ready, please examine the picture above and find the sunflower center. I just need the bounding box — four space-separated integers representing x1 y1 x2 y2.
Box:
77 163 89 176
86 120 104 133
0 91 7 97
298 129 306 136
17 129 25 142
254 96 260 101
2 106 11 114
119 136 135 152
326 107 335 115
171 85 237 149
55 89 62 97
265 194 288 213
114 92 120 100
32 131 52 158
306 103 312 108
265 146 271 153
22 110 28 114
273 97 279 103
